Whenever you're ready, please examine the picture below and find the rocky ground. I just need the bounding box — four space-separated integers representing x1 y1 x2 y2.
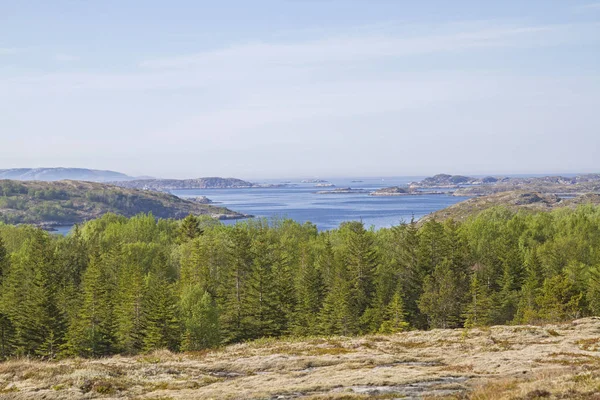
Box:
2 318 600 399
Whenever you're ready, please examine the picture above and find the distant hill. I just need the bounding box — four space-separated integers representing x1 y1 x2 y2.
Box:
422 191 600 223
0 168 137 182
0 180 247 228
113 177 258 190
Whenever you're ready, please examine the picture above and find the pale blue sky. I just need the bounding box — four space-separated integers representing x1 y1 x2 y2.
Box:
1 1 599 179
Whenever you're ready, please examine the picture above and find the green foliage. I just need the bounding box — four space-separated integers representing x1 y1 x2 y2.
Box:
0 180 232 225
418 258 468 329
180 286 220 350
464 274 494 328
178 214 203 243
0 204 600 359
65 252 117 357
379 290 409 333
142 269 180 352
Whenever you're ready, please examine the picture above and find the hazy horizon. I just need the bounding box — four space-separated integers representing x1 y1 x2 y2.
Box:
2 1 599 178
0 166 598 182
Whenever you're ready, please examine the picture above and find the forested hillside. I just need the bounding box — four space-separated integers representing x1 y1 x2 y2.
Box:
0 180 243 226
1 205 600 359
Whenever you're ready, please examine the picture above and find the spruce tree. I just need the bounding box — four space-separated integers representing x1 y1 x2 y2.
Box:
292 249 325 336
142 270 180 352
418 258 468 329
464 274 494 328
379 289 409 334
515 249 544 324
66 252 117 357
537 274 584 322
587 265 600 316
219 227 253 343
179 214 203 243
246 236 279 339
0 235 8 284
394 219 425 329
344 222 378 333
319 264 356 335
0 312 14 359
0 234 65 357
114 261 145 354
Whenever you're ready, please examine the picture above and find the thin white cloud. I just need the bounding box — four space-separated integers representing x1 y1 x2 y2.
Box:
140 24 562 70
3 20 597 96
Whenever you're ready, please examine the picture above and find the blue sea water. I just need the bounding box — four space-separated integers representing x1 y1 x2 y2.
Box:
172 176 466 231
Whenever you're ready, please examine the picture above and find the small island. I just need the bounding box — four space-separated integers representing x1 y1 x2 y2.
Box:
369 186 448 196
301 179 329 183
187 195 213 204
316 187 369 194
369 186 414 196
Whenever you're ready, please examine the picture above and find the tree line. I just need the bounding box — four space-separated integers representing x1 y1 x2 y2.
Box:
1 204 600 359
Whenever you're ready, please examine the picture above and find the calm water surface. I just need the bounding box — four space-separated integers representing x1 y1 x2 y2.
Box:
172 176 466 231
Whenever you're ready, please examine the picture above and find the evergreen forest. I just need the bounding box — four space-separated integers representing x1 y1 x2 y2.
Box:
1 205 600 359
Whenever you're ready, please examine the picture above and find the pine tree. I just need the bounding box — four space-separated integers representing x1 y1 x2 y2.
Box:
418 258 468 329
0 313 15 359
394 219 424 329
219 227 253 343
587 265 600 316
65 252 117 357
0 234 66 357
245 236 279 339
180 285 220 350
0 235 8 285
142 270 180 352
493 261 520 324
515 249 544 324
344 222 378 333
319 264 356 335
379 289 409 334
537 274 584 322
464 274 494 328
179 214 203 243
318 237 336 288
292 247 325 336
114 261 145 354
271 242 296 336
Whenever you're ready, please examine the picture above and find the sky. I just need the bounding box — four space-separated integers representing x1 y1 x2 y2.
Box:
1 0 599 179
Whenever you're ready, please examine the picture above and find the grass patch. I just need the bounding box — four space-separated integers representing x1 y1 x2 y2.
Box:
468 378 520 399
536 352 600 367
306 347 353 356
576 337 600 351
489 337 513 351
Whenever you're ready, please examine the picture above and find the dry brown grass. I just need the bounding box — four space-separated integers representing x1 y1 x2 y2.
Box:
2 318 600 399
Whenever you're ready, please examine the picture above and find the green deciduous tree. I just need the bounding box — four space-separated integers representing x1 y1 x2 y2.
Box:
180 285 220 350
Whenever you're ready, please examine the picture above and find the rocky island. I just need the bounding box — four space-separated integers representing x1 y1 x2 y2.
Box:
410 173 600 197
369 186 414 196
301 179 329 183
